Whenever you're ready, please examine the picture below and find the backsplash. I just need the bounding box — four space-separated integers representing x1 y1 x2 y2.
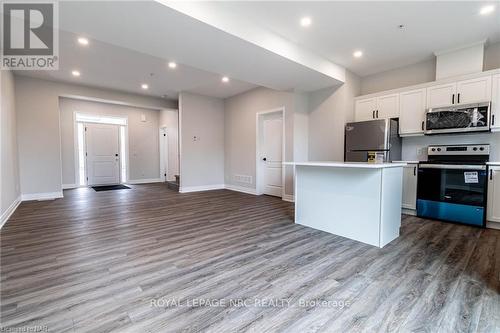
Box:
402 132 500 161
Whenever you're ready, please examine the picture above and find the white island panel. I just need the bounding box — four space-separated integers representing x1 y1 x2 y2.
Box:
293 164 403 248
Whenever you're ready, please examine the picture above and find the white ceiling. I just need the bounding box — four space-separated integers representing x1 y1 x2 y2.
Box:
16 30 258 100
10 1 500 100
201 1 500 76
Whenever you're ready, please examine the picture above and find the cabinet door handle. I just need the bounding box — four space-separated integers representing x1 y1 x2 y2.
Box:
492 114 495 126
491 169 494 181
452 94 455 104
421 121 424 131
414 166 417 176
457 93 460 104
373 110 375 119
376 110 379 118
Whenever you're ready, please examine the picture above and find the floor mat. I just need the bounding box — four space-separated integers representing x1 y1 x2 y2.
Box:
92 184 131 192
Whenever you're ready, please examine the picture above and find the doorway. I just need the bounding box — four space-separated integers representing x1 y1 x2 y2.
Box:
256 108 285 198
75 113 128 186
159 128 169 182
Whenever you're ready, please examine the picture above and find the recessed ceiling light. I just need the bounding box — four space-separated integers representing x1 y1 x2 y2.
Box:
141 83 149 90
221 76 230 83
353 50 363 58
71 70 80 77
480 5 495 15
300 17 312 27
77 37 89 46
168 62 177 69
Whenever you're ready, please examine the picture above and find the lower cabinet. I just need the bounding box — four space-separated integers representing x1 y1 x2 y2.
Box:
402 164 418 210
487 166 500 223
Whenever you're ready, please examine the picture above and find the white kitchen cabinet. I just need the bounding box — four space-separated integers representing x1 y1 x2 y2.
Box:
487 166 500 223
427 82 456 108
491 74 500 131
456 76 491 104
402 164 418 210
355 94 399 121
399 88 426 135
377 94 399 119
355 98 377 121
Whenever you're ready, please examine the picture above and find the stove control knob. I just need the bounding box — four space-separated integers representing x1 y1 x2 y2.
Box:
480 147 485 151
473 147 478 151
437 148 442 152
431 148 436 152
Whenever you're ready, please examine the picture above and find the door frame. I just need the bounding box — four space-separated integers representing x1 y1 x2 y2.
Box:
73 111 129 186
159 127 169 182
255 107 286 197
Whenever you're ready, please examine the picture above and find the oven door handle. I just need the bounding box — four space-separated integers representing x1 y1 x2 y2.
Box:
419 164 486 170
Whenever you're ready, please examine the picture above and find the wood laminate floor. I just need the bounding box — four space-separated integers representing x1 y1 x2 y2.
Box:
1 183 499 332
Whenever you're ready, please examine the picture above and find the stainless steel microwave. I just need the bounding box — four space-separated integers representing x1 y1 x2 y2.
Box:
424 102 491 135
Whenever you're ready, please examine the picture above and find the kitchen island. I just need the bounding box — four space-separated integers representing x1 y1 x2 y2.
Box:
286 162 406 248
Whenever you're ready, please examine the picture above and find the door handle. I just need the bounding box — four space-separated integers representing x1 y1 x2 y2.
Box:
421 121 424 131
413 166 416 176
262 157 267 161
115 153 119 157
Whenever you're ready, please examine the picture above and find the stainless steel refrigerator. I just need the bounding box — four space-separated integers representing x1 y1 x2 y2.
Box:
344 119 401 162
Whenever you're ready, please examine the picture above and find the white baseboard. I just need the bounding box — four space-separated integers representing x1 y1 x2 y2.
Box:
62 183 77 189
126 178 163 185
402 208 417 216
282 194 294 202
179 184 225 193
21 191 63 201
0 195 22 229
224 184 257 195
487 221 500 230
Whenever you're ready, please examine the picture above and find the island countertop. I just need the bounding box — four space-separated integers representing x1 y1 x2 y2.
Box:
284 161 407 169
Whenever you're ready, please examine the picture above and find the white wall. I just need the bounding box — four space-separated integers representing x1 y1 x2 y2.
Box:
308 70 361 161
159 109 179 181
1 70 21 223
59 97 163 186
14 75 176 197
179 92 225 190
361 41 500 95
224 87 296 196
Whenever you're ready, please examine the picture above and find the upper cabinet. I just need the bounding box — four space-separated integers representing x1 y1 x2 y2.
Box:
456 76 491 104
399 88 426 135
354 98 377 121
426 76 492 108
490 74 500 131
355 94 399 121
426 82 456 108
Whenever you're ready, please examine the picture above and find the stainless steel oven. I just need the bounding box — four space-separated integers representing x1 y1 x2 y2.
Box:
417 145 489 227
424 102 491 135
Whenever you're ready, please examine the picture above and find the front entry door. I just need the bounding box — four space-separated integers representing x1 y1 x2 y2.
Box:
86 123 120 185
262 114 283 197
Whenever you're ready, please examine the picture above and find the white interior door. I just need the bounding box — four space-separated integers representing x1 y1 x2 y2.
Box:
86 123 120 185
261 114 283 197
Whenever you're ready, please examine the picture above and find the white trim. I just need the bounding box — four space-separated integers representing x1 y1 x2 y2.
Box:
21 191 64 201
179 184 225 193
487 221 500 230
62 184 78 189
255 107 286 198
159 127 168 182
0 196 22 229
402 208 417 216
126 178 163 185
282 194 294 202
225 184 257 195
